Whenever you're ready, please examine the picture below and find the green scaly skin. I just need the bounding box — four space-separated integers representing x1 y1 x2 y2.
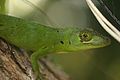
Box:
0 14 111 79
0 0 6 14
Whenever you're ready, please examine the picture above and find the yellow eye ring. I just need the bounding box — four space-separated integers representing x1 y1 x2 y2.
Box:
79 32 92 42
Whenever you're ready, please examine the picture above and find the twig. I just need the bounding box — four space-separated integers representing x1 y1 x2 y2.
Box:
86 0 120 43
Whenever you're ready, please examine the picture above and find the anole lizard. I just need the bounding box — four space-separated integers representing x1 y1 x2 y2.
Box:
0 14 111 79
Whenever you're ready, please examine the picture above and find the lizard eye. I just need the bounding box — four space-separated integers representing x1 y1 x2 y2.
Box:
79 31 92 42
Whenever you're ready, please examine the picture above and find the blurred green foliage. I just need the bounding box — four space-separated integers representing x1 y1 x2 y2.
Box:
0 0 6 14
1 0 120 80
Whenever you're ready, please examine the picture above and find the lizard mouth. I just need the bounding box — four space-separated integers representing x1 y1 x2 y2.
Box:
83 36 111 48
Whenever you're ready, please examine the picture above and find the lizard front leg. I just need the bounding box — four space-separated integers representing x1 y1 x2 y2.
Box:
30 48 52 79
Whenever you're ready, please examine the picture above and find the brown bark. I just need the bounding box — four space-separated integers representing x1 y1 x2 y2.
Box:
0 38 72 80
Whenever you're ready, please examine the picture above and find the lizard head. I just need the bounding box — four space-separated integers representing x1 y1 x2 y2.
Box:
66 28 111 51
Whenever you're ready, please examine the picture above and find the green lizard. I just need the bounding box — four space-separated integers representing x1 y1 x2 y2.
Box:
0 0 6 14
0 14 110 79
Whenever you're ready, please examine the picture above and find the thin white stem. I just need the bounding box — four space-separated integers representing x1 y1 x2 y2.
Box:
86 0 120 42
87 0 120 36
89 4 120 42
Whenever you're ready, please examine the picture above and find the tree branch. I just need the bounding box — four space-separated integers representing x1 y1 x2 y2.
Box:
0 38 72 80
